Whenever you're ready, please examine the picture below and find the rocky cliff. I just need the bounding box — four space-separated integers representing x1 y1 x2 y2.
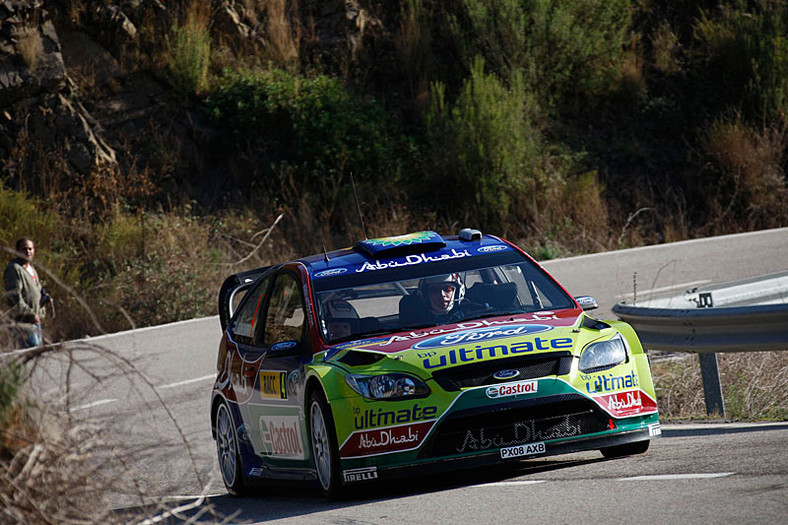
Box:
0 0 386 207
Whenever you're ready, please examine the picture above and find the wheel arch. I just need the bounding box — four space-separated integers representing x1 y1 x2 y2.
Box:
211 393 229 439
304 376 329 416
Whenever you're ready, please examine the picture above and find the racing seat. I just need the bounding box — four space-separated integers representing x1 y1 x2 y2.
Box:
398 294 432 326
465 282 518 309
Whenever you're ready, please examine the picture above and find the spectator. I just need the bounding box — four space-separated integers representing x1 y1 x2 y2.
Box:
4 237 52 348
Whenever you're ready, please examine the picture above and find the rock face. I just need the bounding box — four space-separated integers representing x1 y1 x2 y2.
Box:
0 0 387 204
0 0 117 179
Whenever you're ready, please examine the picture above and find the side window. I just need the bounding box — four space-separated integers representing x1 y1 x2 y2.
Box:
231 277 270 345
264 273 306 346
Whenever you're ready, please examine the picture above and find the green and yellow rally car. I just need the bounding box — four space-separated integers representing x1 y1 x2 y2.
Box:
211 229 660 498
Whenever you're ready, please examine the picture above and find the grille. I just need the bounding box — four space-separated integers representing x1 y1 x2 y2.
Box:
431 351 573 391
419 395 610 458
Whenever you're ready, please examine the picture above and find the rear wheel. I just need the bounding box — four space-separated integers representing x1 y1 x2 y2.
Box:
601 439 650 459
215 402 247 495
309 389 343 499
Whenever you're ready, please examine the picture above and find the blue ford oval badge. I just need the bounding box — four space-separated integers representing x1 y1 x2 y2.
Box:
493 369 520 381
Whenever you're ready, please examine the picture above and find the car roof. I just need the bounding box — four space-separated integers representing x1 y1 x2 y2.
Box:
298 229 516 278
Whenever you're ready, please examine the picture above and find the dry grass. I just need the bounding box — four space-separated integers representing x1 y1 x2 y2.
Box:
651 21 681 74
652 351 788 421
17 28 43 71
700 116 788 233
257 0 301 65
0 338 228 524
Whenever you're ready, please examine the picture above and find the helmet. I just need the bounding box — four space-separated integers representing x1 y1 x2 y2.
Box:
418 273 465 314
321 292 358 341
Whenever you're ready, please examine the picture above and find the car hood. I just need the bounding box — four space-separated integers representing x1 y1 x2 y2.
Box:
324 309 611 372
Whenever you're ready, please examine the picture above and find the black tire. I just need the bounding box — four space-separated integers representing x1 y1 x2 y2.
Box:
309 389 343 499
600 439 650 459
215 402 248 496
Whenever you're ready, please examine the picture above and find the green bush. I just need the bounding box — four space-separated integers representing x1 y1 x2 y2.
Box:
0 186 57 253
454 0 632 112
694 1 788 124
424 58 542 231
163 4 211 97
206 69 402 178
204 68 411 233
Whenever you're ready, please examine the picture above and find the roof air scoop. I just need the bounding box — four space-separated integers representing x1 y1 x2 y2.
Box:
459 228 482 241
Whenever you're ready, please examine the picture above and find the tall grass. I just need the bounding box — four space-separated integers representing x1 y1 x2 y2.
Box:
163 1 212 96
697 116 787 234
652 352 788 420
0 340 230 523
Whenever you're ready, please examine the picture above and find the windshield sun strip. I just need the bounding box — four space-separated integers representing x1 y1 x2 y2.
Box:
310 252 526 292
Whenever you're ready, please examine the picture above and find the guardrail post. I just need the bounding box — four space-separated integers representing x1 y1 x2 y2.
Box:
698 353 725 417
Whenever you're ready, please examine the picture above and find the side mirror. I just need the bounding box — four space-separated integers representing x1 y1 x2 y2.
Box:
574 296 599 311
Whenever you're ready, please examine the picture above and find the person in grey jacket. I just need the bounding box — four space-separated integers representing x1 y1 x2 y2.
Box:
4 237 52 348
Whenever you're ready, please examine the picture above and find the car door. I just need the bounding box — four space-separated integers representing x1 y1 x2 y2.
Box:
242 269 312 470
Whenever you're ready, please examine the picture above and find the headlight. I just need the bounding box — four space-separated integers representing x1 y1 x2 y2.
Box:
579 334 628 373
346 373 430 400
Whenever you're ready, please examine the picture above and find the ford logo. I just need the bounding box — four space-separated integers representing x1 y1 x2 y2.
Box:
412 324 553 349
314 268 348 278
493 369 520 381
477 245 509 253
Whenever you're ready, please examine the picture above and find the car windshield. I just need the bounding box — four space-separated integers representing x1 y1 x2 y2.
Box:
315 256 575 344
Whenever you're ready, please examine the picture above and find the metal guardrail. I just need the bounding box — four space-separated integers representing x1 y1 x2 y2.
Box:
612 271 788 416
611 303 788 353
613 271 788 353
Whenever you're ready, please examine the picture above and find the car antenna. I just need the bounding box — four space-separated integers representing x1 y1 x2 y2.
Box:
350 172 368 240
323 244 330 262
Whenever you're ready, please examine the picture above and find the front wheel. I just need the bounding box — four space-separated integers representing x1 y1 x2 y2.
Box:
215 402 248 496
600 439 650 459
309 389 343 499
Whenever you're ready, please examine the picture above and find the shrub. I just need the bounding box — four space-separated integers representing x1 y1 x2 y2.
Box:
207 68 402 176
697 115 787 233
694 1 788 125
424 58 541 232
163 2 212 97
454 0 632 112
0 186 57 251
204 68 410 231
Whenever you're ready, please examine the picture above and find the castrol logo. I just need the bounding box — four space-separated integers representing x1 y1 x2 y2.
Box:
486 380 538 399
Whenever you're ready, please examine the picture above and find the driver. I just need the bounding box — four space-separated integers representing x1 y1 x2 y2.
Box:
417 273 465 323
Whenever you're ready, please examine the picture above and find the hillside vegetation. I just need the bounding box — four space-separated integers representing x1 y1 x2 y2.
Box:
2 4 787 520
1 0 787 339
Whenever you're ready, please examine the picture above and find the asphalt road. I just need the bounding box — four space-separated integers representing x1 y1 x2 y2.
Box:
542 226 788 319
24 227 788 523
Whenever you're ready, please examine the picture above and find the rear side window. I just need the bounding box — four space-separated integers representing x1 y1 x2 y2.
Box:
264 273 306 346
231 277 270 344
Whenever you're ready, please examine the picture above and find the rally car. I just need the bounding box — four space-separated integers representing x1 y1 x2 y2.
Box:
211 229 660 498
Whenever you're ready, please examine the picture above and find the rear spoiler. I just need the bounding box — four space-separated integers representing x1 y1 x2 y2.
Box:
218 266 272 331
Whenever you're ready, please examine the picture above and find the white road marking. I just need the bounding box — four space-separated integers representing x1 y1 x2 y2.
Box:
619 473 734 481
158 374 215 390
616 280 712 299
476 480 547 487
70 398 118 412
81 316 219 342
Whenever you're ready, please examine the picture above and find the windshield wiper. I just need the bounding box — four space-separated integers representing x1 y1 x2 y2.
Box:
396 322 439 332
463 309 529 321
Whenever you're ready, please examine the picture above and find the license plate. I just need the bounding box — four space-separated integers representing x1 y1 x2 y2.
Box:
500 441 546 459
